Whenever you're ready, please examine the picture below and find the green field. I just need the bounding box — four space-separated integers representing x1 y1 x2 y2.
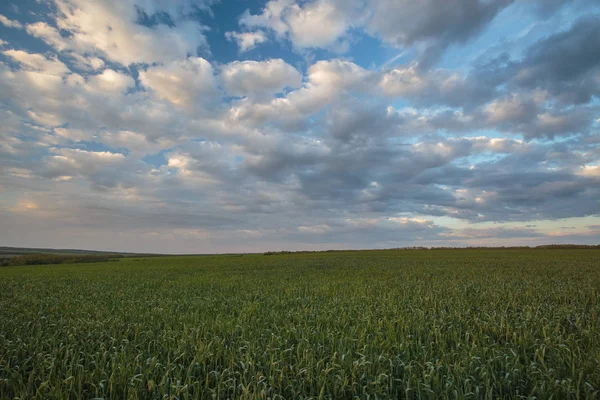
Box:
1 249 599 399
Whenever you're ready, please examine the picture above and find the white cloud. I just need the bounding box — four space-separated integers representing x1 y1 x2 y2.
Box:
25 22 70 51
86 69 135 94
48 149 126 170
139 57 217 108
26 109 64 127
0 61 140 131
227 59 376 130
54 127 94 142
43 148 141 189
577 165 600 177
7 168 33 179
36 0 210 65
307 59 374 91
25 22 106 71
284 1 351 48
240 0 358 50
70 53 106 71
0 13 23 29
380 66 430 97
3 49 70 76
298 224 332 234
380 65 489 107
221 59 302 98
469 137 526 154
485 95 532 124
99 130 173 157
240 0 293 38
225 31 268 52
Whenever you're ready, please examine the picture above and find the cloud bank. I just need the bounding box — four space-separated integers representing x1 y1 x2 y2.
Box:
0 0 599 252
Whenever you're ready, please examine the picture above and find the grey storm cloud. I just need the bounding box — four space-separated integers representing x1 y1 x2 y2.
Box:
511 15 600 104
366 0 514 65
376 14 600 139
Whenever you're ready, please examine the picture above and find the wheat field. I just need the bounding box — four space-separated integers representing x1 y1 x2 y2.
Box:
1 249 599 399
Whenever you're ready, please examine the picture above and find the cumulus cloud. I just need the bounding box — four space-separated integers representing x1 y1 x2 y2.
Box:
239 0 294 38
33 0 210 65
239 0 368 51
226 59 377 131
3 49 70 76
282 0 354 49
380 64 496 107
225 31 268 52
25 22 70 51
40 148 151 190
86 69 135 94
99 130 173 158
139 57 218 108
221 59 302 99
240 0 513 62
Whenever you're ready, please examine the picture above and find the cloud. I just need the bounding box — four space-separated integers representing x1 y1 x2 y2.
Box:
25 22 70 51
240 0 513 61
239 0 294 38
282 0 354 49
480 94 595 139
53 128 93 142
139 57 217 108
34 0 210 65
69 54 106 71
511 14 600 104
293 216 448 244
225 59 381 134
578 165 600 177
225 31 268 52
380 14 600 110
442 226 543 240
1 0 600 252
24 22 108 72
86 69 135 94
3 49 70 76
0 13 23 29
366 0 513 65
221 59 302 99
236 0 358 52
380 64 495 107
99 130 173 158
325 100 399 142
42 148 142 190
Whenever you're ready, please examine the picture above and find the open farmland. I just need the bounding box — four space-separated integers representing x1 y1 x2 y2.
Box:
1 249 599 399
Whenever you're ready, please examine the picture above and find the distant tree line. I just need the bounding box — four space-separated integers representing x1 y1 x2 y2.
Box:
263 244 599 255
535 244 600 249
0 254 120 267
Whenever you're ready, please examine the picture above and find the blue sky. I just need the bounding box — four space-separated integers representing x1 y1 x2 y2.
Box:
0 0 599 253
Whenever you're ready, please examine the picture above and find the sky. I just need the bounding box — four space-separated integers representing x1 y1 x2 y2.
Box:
0 0 599 254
